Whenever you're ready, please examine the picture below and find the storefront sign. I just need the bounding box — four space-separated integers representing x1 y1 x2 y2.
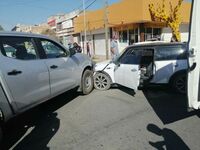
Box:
48 19 56 27
62 20 73 29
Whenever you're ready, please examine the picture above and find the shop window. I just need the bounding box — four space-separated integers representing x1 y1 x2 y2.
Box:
135 35 139 43
56 23 62 31
129 28 139 45
153 28 161 39
145 28 161 41
135 28 139 34
129 29 134 34
145 28 152 41
119 30 128 43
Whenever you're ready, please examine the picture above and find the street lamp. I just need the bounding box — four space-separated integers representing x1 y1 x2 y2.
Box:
104 0 109 59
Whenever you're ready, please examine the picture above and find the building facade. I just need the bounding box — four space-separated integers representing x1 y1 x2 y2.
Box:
74 0 191 56
47 10 80 47
12 23 50 34
12 24 32 32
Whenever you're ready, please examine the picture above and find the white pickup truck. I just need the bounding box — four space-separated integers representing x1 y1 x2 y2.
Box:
0 32 94 140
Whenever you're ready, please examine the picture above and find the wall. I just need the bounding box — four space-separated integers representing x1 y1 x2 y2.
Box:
79 29 111 56
74 0 191 33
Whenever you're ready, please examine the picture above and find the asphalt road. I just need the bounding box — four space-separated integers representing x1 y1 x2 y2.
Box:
2 86 200 150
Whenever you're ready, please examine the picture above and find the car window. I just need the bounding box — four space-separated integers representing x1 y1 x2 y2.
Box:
0 37 38 60
40 39 69 58
155 45 187 61
139 48 154 65
119 48 141 64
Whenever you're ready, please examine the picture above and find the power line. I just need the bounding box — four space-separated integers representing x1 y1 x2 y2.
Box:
71 0 92 12
0 0 98 15
77 0 99 15
85 0 98 10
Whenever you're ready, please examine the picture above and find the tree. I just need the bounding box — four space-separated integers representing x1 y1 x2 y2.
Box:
0 25 4 31
149 0 184 42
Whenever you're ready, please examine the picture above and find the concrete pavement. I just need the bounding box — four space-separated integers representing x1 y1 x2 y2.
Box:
2 87 200 150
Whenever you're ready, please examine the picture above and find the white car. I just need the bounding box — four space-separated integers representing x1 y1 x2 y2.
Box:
0 32 94 140
94 42 188 93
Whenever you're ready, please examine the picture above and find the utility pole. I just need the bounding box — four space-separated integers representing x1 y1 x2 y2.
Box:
83 0 87 54
104 0 109 60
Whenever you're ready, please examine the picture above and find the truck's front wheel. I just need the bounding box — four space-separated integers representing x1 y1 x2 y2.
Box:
82 70 94 95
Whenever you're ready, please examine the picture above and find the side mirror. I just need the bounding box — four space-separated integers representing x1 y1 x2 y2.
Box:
113 58 120 67
69 48 76 56
117 62 120 67
114 60 120 67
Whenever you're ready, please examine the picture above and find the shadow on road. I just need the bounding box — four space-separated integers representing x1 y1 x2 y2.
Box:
118 86 136 96
111 85 136 97
142 86 200 124
1 89 79 150
147 123 190 150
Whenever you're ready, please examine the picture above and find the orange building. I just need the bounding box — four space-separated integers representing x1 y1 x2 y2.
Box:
74 0 191 56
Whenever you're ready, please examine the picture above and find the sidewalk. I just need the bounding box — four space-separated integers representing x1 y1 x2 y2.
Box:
92 55 110 63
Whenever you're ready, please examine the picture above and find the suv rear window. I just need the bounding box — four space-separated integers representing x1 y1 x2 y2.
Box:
155 45 187 61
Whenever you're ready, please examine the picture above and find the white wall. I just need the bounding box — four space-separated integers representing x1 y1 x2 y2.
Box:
161 24 189 42
94 34 111 56
80 29 111 56
119 42 128 52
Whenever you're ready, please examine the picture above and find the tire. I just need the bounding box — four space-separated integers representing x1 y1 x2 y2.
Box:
171 73 187 94
82 70 94 95
94 72 111 91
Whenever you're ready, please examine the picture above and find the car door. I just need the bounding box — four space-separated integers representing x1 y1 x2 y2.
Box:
0 36 50 111
187 0 200 109
37 38 79 96
114 47 141 90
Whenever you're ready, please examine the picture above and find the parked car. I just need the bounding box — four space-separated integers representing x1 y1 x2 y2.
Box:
94 42 188 93
0 32 94 141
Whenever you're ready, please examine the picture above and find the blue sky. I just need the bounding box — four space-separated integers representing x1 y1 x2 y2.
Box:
0 0 119 31
0 0 191 31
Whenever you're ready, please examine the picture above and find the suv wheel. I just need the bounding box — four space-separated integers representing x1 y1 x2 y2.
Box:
94 72 111 90
172 74 186 94
82 70 94 95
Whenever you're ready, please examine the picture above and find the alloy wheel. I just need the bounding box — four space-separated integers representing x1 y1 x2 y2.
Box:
94 72 111 90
